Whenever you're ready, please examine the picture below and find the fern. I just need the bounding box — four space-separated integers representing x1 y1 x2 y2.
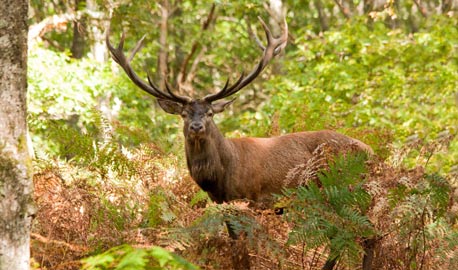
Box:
385 172 454 269
189 190 210 208
281 153 375 267
81 244 199 270
36 112 136 179
170 201 285 266
144 188 177 228
187 202 261 240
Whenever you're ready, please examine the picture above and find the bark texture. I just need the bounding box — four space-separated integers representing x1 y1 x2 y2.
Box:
71 0 87 59
0 1 34 270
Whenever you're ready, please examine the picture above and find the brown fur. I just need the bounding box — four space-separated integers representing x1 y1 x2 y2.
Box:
107 22 373 269
106 24 373 205
182 110 373 204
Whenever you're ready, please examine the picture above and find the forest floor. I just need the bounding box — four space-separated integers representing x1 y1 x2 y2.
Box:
30 142 457 270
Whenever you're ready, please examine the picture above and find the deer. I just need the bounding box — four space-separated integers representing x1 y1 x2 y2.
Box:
105 18 373 203
107 15 374 270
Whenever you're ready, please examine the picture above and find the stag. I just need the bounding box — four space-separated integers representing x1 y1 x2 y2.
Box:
107 16 374 270
106 18 372 203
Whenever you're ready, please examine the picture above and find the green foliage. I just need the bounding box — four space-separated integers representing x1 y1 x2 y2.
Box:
34 114 134 179
282 153 375 267
270 17 457 137
248 16 458 173
81 244 199 270
183 202 281 254
28 2 458 268
389 173 451 217
27 44 182 157
189 203 259 238
145 188 177 227
28 46 104 131
387 172 455 268
189 190 211 208
212 16 457 175
281 150 457 268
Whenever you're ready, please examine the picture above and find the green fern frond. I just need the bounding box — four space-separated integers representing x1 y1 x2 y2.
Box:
81 244 199 270
189 190 210 207
280 153 375 268
318 152 368 188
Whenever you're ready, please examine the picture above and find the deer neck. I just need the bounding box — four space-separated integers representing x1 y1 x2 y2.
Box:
184 122 232 202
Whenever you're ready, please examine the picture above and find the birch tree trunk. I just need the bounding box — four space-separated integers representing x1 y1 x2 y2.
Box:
0 1 34 269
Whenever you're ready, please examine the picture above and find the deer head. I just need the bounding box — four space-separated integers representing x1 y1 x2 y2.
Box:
106 17 288 142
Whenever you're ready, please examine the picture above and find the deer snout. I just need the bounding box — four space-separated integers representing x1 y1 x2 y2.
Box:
189 122 204 134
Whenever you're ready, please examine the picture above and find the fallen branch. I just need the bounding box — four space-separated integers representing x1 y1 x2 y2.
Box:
31 233 89 252
28 11 105 42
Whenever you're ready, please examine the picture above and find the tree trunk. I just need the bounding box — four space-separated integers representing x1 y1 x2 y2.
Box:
0 1 34 270
71 0 87 59
157 0 170 90
87 0 106 62
362 238 376 270
314 0 329 32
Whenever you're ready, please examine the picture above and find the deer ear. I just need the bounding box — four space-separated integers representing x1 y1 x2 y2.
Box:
157 99 183 115
211 98 236 114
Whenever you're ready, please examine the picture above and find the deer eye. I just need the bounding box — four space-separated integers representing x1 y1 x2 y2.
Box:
206 111 214 117
181 111 188 118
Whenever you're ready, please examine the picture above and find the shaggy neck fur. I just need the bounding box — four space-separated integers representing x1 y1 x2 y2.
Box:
184 121 232 203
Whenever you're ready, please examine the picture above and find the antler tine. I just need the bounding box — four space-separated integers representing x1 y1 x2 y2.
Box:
259 17 273 45
246 17 266 51
146 72 172 100
210 77 231 100
106 26 191 104
204 16 287 103
128 34 146 63
204 72 245 102
164 79 191 102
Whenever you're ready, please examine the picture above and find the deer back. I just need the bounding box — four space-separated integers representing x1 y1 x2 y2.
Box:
218 130 372 204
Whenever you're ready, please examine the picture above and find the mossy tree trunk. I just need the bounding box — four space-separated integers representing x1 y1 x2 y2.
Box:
0 1 34 270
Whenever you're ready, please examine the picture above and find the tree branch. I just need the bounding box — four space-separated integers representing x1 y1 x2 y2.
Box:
157 0 170 90
176 3 216 94
246 18 265 50
333 0 352 19
412 0 428 18
31 233 88 252
28 11 104 43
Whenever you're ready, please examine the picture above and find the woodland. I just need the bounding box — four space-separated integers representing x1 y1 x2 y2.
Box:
21 0 458 269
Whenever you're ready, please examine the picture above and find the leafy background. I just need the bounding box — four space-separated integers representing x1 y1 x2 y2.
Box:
27 0 457 269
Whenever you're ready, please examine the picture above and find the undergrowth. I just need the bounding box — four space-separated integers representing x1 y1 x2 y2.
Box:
81 245 198 270
28 16 458 270
30 117 458 269
281 153 375 268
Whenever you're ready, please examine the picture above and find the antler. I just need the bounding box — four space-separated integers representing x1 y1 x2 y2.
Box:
106 27 192 104
204 16 288 103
